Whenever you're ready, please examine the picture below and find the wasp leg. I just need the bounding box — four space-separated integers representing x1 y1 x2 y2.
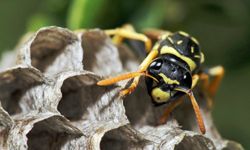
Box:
200 66 224 96
207 66 225 97
159 97 184 124
120 49 159 96
100 25 156 95
199 66 225 108
97 49 159 96
120 76 140 96
105 26 152 52
143 28 172 40
198 73 213 108
111 24 135 44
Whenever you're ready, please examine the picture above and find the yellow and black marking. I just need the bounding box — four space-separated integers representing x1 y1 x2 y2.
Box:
97 26 225 134
143 31 206 106
156 31 204 73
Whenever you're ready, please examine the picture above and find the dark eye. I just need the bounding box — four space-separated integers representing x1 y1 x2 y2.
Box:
183 74 187 79
150 59 163 70
182 72 192 85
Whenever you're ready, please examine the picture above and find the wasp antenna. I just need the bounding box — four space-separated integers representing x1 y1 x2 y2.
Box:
144 72 159 83
188 91 206 134
97 71 158 86
174 87 206 134
97 72 140 86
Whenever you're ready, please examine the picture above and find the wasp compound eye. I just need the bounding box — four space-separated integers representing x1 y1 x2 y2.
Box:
180 72 192 89
149 59 163 71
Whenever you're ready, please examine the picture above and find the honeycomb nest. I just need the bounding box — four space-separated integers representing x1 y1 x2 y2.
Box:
0 27 243 150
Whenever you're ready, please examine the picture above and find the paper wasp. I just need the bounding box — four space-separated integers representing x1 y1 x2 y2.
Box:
97 25 224 134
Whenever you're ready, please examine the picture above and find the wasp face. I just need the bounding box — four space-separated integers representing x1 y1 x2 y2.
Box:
145 55 192 105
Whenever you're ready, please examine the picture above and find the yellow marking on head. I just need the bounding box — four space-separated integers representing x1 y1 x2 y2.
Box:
177 40 183 45
160 46 197 71
191 37 199 44
191 46 195 53
200 52 205 63
179 31 189 37
159 73 180 85
194 55 200 58
151 88 170 103
167 37 174 44
191 74 199 89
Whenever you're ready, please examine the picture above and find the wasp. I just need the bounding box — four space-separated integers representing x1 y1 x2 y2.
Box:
97 25 224 134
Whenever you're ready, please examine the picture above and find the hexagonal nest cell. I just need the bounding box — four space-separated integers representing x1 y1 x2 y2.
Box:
0 26 243 150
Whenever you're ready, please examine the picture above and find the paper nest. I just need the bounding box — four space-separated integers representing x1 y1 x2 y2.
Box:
0 27 243 150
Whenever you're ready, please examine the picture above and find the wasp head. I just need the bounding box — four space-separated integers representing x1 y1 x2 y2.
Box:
145 55 192 105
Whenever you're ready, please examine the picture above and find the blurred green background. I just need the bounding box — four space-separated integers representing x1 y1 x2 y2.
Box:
0 0 249 148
